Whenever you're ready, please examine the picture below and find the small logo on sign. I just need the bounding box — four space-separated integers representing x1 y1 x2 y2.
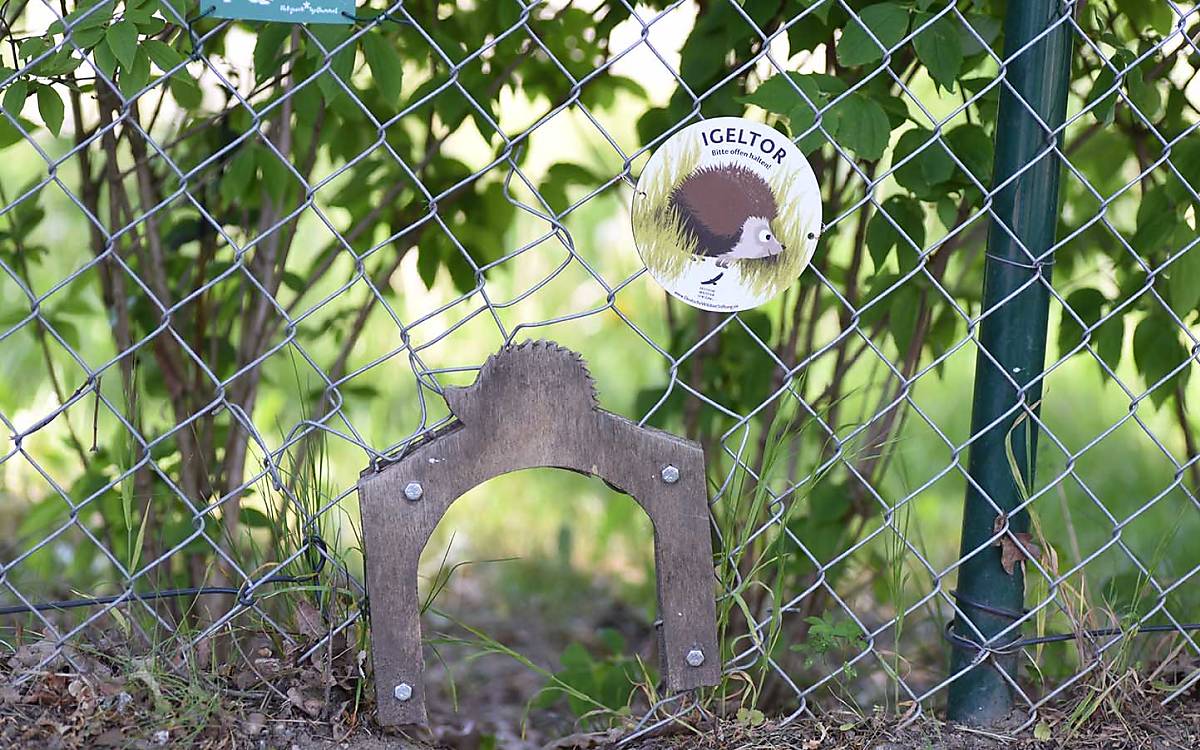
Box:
213 0 352 24
632 117 821 312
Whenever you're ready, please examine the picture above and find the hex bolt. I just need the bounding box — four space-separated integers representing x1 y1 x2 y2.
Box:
686 648 705 667
404 481 423 501
393 683 413 702
661 465 680 484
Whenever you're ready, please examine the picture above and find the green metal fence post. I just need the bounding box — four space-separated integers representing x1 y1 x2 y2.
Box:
947 0 1076 725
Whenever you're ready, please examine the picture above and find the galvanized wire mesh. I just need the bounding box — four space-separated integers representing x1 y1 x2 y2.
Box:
2 0 1199 740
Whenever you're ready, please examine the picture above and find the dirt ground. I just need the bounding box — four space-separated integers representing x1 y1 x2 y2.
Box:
3 659 1198 750
621 698 1200 750
295 695 1200 750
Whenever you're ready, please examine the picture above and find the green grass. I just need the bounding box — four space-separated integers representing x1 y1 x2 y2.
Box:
632 132 702 282
738 167 820 298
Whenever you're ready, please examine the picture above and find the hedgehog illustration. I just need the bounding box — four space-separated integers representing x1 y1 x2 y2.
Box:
668 164 786 268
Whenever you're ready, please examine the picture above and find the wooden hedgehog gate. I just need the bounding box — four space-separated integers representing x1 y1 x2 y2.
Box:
358 341 721 725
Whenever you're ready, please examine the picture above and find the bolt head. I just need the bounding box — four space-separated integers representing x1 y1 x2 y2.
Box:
661 465 680 484
685 648 704 667
393 683 413 702
404 482 423 501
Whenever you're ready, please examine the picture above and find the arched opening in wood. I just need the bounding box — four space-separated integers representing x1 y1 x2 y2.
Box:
357 342 720 725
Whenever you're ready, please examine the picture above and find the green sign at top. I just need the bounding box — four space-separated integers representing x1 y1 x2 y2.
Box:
211 0 353 24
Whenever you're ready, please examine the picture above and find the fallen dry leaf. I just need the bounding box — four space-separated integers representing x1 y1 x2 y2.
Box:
93 727 126 747
11 639 64 670
994 514 1044 575
286 686 324 718
26 674 69 706
241 712 267 736
293 599 326 640
253 656 283 675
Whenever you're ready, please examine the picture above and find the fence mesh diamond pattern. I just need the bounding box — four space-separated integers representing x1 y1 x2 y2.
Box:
2 0 1200 742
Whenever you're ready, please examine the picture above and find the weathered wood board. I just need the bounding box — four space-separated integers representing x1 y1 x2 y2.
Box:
358 341 721 726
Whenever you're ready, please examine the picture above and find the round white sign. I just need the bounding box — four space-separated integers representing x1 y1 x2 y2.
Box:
632 117 822 312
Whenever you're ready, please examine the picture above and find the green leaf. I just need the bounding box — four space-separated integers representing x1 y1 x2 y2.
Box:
19 37 50 60
1132 186 1180 257
238 507 272 528
892 127 954 196
49 0 114 34
0 116 36 149
559 641 591 672
1094 318 1125 370
913 12 963 92
1126 65 1162 122
837 3 910 68
105 19 139 70
541 162 595 213
220 147 258 204
789 103 821 153
144 39 184 72
741 72 823 116
1058 287 1106 357
740 73 826 151
936 195 958 230
1169 137 1200 200
93 39 118 79
829 93 891 161
51 317 81 349
888 284 922 355
36 49 85 78
597 627 626 655
1066 288 1106 326
736 707 767 727
787 10 829 54
959 13 1001 57
73 26 106 49
876 91 910 129
127 7 162 30
363 33 404 103
36 85 65 136
155 0 188 23
866 195 925 271
1168 238 1200 317
417 243 441 289
945 124 992 184
118 49 151 98
1133 313 1190 409
2 80 28 117
257 145 292 203
254 23 292 81
444 242 477 294
169 75 201 108
1086 49 1133 125
309 26 355 103
1115 0 1173 36
809 74 848 98
1086 65 1118 125
1034 721 1052 741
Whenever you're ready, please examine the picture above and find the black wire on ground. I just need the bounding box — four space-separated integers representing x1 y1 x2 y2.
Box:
0 535 327 617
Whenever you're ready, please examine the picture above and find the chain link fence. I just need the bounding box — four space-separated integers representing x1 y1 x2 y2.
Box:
2 0 1200 742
